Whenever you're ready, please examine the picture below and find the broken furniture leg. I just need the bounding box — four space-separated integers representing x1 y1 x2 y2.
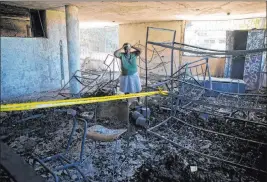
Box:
86 125 127 182
32 109 88 182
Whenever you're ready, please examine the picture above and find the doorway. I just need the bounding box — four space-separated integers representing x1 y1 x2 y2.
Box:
230 30 248 79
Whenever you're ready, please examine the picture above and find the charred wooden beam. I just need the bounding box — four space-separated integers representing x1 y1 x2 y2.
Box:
0 141 45 182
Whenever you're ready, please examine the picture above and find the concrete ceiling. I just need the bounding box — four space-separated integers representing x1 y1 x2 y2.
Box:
2 1 266 23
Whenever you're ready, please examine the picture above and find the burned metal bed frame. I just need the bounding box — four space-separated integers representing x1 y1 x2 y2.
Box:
37 54 121 100
59 54 121 98
147 116 267 174
144 27 267 175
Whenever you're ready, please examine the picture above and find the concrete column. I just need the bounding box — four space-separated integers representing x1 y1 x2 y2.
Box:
65 5 81 95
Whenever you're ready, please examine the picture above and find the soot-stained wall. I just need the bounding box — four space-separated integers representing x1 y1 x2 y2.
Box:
1 10 69 100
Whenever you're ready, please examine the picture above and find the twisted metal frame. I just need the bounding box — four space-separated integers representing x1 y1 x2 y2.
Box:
148 116 267 175
37 54 121 101
32 109 88 182
145 27 267 175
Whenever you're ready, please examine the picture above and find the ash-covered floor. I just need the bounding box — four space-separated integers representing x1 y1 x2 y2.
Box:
1 88 267 182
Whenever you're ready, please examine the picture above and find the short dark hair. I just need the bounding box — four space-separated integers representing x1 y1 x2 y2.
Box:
123 42 129 47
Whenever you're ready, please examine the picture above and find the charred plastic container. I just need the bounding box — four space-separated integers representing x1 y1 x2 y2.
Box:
132 110 150 128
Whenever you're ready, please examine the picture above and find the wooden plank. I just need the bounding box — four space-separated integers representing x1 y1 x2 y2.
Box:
0 141 45 182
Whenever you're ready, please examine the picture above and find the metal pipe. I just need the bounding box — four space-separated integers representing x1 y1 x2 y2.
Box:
170 30 176 116
145 27 149 121
187 62 207 69
172 117 267 145
65 117 77 154
178 107 267 127
148 27 176 32
77 118 88 162
32 157 59 182
183 99 265 113
147 41 267 56
41 154 61 163
174 42 227 52
54 163 79 171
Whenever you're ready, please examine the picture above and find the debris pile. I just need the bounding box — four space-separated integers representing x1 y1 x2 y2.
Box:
0 69 267 182
1 91 267 182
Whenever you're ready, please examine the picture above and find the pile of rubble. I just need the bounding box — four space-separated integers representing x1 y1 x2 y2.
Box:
0 92 267 182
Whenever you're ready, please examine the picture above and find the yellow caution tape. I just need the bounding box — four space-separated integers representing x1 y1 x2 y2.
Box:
0 90 168 112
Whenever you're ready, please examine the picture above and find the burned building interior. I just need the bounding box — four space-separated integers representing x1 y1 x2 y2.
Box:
0 1 267 182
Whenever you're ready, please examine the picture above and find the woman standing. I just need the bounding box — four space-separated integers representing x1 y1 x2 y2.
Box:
114 43 142 101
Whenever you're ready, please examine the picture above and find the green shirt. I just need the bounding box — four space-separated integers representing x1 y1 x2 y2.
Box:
117 52 138 76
